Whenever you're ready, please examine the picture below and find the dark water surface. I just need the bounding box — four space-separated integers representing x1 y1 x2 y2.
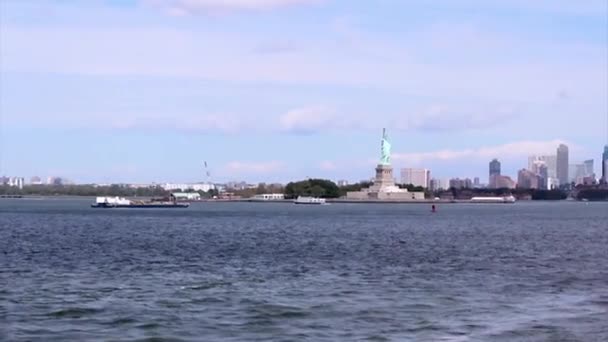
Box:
1 199 607 341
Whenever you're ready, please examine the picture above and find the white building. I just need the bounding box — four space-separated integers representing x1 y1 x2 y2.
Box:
400 168 431 188
161 183 215 192
171 192 201 201
8 177 25 189
252 193 285 201
528 155 557 178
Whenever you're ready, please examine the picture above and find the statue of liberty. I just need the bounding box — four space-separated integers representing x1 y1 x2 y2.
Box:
380 128 391 165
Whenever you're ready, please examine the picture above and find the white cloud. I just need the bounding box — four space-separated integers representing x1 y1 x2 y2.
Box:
279 106 342 134
143 0 323 14
393 104 518 132
224 161 284 173
104 114 244 133
1 25 604 104
319 160 336 171
443 0 607 15
392 140 569 165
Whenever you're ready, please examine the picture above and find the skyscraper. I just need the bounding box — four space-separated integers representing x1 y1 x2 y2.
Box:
556 144 569 185
528 155 557 178
583 160 594 178
488 159 501 188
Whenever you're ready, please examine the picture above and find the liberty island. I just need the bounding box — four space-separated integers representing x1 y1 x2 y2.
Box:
346 129 425 201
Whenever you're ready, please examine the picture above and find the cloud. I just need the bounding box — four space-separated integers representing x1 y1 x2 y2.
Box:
392 140 569 165
251 41 297 54
279 106 347 134
318 161 336 171
444 0 607 15
393 105 519 132
224 161 284 173
143 0 323 15
107 114 244 134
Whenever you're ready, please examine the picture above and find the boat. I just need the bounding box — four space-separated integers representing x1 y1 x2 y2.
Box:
91 196 190 208
470 195 516 204
294 196 327 205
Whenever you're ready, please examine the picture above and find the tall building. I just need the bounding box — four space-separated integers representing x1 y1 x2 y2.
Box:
492 175 517 189
603 145 608 183
528 155 557 178
556 144 569 185
570 164 587 185
30 176 43 185
400 168 431 188
449 178 473 189
583 159 594 179
518 169 540 189
488 159 501 188
429 178 441 192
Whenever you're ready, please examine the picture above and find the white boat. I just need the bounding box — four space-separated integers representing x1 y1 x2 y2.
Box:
470 195 516 204
294 196 327 205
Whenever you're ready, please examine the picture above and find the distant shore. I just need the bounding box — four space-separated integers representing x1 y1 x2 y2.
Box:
1 195 606 203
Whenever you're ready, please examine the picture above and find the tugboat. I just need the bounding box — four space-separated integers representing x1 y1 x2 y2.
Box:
294 196 327 205
91 196 189 208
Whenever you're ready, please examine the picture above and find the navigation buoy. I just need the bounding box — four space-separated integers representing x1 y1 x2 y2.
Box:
431 204 436 213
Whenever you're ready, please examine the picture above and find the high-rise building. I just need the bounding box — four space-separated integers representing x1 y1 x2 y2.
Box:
30 176 43 185
449 178 473 189
583 160 594 178
518 169 541 189
556 144 569 185
488 159 501 188
528 155 557 178
400 168 431 188
429 178 441 192
602 145 608 183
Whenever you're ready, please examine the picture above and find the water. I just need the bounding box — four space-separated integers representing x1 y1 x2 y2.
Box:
1 199 607 341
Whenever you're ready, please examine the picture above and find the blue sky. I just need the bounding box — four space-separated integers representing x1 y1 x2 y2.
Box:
0 0 606 184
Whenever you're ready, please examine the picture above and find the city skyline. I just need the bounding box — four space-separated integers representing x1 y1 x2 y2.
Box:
0 0 607 183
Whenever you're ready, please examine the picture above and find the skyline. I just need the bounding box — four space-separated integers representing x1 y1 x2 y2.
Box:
1 0 607 183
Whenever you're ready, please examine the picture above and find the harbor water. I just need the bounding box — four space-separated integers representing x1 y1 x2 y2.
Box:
1 199 607 341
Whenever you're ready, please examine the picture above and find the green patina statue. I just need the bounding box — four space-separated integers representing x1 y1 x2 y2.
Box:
380 128 391 165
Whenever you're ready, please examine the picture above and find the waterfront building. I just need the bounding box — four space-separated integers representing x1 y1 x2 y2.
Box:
556 144 569 185
252 193 285 201
171 192 201 201
400 168 430 188
162 183 215 192
30 176 43 185
8 177 25 189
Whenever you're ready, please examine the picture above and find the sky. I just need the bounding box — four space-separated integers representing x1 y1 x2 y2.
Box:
0 0 607 184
